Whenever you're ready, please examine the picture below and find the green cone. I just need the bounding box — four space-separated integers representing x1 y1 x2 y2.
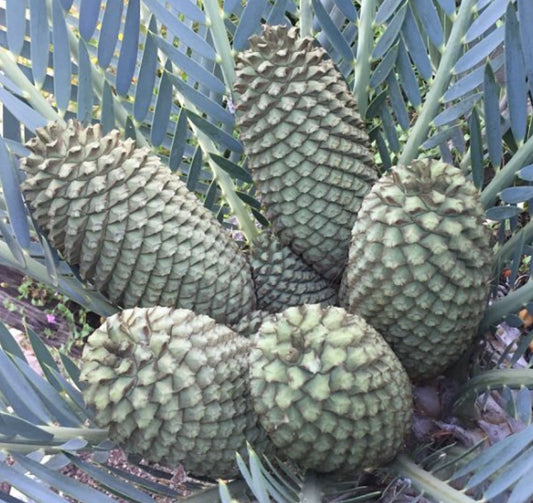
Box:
80 306 268 478
20 120 255 325
234 25 378 282
229 309 275 337
250 232 338 313
249 304 412 473
340 159 492 381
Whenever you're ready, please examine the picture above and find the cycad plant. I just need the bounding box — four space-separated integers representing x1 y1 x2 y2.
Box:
1 0 533 501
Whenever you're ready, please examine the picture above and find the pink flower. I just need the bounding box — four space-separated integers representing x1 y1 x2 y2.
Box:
46 314 57 324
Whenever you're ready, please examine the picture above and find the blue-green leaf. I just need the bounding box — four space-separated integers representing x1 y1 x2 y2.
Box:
435 0 455 16
500 186 533 204
79 0 101 41
204 179 218 210
116 0 139 96
29 0 49 89
52 0 71 112
155 36 226 95
10 355 82 427
477 0 493 9
486 206 521 220
101 81 115 134
14 455 120 503
505 4 527 143
6 0 27 56
467 0 509 43
168 109 188 172
313 0 354 63
483 64 502 166
0 463 68 502
150 59 173 147
423 125 461 149
454 425 533 480
376 0 404 24
48 364 86 413
143 0 216 61
0 349 51 424
40 234 59 287
168 74 233 126
166 0 206 23
0 137 30 250
76 39 92 123
515 386 532 425
2 106 21 142
0 88 48 131
0 320 26 361
518 0 533 94
97 0 122 69
211 154 253 183
444 64 486 102
0 217 25 267
455 25 504 74
410 0 444 48
266 0 293 24
233 0 266 51
518 165 533 181
133 16 158 122
237 191 261 210
433 93 482 127
387 74 409 129
186 147 202 192
397 40 422 106
64 453 160 503
26 329 60 376
332 0 357 21
370 128 392 169
124 115 135 141
380 105 400 152
469 108 484 189
373 4 406 59
224 0 242 15
485 446 533 500
370 43 398 88
0 218 26 267
187 112 243 153
508 456 533 503
401 6 432 80
366 90 388 119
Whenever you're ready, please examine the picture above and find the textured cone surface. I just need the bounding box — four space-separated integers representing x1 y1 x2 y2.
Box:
234 25 378 282
249 304 412 473
340 159 492 381
230 309 275 337
20 120 255 325
80 307 268 478
250 232 338 312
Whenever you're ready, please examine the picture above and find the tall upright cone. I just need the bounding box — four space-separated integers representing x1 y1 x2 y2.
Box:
340 159 492 381
20 120 255 325
234 25 378 282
